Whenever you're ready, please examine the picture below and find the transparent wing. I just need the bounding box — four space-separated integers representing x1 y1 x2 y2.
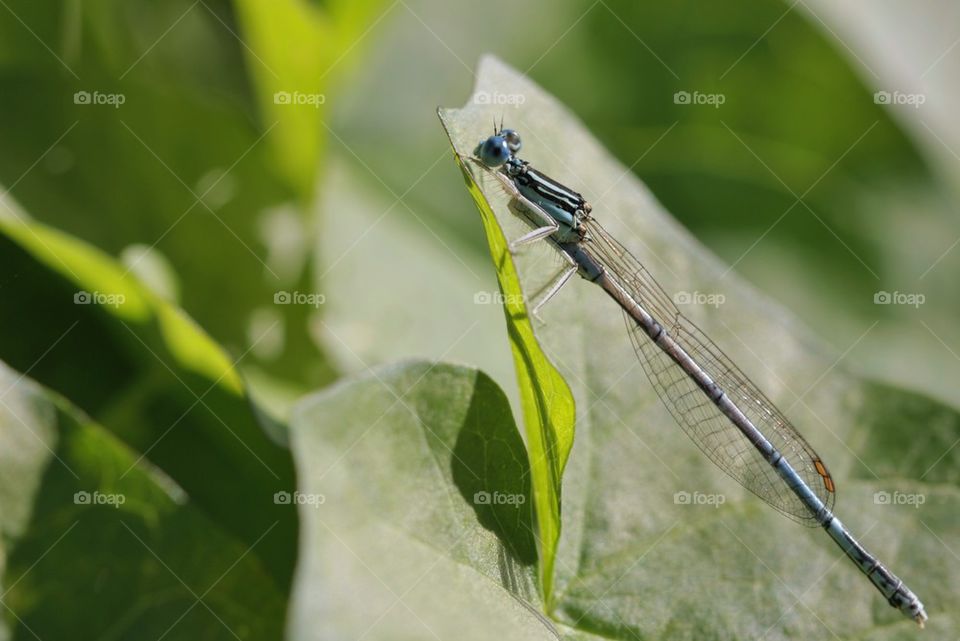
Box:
583 218 836 525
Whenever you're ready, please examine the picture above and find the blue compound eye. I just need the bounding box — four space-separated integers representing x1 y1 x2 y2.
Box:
501 129 522 153
477 135 511 167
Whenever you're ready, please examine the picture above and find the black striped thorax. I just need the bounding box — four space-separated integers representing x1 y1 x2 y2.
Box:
508 159 587 213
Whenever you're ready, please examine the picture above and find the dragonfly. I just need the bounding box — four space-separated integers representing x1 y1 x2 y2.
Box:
463 124 927 627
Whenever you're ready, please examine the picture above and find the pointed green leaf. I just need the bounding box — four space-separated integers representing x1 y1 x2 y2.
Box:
437 114 576 607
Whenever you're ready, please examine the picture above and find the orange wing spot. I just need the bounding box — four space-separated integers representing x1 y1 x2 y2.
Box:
823 475 835 493
814 459 836 493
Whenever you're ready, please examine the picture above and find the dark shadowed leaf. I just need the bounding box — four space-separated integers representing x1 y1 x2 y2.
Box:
287 361 562 641
0 361 286 640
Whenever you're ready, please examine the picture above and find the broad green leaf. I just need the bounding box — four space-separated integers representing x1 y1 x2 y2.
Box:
315 157 520 442
440 56 960 638
0 212 298 593
287 361 557 641
0 360 285 640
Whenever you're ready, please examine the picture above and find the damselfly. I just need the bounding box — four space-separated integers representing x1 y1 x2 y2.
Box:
465 125 927 627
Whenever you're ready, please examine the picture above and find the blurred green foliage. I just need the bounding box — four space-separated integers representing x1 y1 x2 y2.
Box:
555 0 934 311
0 0 385 391
0 216 298 590
0 362 287 640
